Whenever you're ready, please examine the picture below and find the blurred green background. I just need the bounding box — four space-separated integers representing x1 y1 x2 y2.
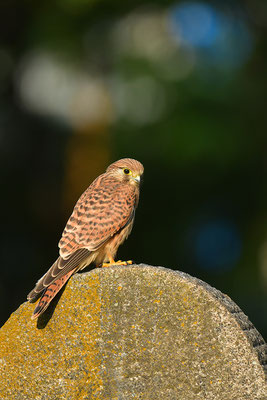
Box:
0 0 266 339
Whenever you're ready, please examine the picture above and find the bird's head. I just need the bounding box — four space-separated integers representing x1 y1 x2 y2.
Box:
106 158 144 186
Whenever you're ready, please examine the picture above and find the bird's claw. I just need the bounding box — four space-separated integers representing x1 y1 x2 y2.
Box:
101 260 134 267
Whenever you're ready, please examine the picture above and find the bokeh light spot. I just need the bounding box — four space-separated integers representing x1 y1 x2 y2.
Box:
111 76 166 125
193 220 242 272
167 2 253 70
168 2 220 47
16 52 113 129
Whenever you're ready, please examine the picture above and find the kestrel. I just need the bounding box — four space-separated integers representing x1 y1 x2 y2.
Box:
27 158 144 319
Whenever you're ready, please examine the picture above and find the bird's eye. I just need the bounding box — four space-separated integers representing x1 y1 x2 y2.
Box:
123 168 130 175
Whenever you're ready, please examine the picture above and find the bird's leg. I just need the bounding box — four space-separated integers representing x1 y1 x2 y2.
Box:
101 253 133 267
101 254 115 268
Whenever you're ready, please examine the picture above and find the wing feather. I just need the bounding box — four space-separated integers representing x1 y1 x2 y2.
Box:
59 175 137 258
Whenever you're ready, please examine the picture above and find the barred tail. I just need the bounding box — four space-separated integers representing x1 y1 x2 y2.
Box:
31 269 76 319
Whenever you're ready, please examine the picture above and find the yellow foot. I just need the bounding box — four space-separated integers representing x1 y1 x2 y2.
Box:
101 260 133 268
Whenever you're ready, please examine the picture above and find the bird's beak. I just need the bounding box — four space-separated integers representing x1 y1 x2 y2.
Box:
133 175 140 183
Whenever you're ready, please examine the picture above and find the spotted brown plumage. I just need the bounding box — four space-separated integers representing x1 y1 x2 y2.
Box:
27 158 144 319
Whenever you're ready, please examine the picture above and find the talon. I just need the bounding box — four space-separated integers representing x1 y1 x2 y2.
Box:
114 259 134 266
115 261 128 266
100 259 133 267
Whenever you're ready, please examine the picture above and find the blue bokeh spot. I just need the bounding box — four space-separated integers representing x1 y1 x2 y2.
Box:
194 220 242 271
169 2 221 47
168 2 253 69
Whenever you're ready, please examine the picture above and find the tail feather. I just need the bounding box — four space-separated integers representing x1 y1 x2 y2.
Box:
27 249 90 303
31 269 76 319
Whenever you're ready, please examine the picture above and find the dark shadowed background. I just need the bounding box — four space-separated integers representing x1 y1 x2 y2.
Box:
0 0 266 339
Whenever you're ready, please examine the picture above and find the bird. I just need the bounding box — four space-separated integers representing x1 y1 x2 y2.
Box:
27 158 144 319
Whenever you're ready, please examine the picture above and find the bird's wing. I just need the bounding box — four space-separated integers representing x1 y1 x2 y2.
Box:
59 176 137 259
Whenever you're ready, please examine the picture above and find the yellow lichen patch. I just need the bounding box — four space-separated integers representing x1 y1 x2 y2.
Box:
0 271 103 400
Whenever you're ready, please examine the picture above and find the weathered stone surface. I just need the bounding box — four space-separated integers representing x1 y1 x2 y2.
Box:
0 264 266 399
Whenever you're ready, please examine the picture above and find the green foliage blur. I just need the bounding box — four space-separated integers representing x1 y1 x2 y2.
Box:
0 0 266 338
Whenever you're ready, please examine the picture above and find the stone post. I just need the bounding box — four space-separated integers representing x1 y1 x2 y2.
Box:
0 265 266 399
